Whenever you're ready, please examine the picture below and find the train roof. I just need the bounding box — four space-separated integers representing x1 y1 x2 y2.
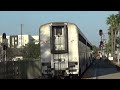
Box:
40 22 92 47
40 22 75 27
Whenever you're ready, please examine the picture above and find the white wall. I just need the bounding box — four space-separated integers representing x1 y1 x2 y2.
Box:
18 35 30 48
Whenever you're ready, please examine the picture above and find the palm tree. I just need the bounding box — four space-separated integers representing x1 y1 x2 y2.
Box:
106 14 120 56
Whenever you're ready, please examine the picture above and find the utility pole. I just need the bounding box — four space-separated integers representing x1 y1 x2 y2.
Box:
19 24 23 78
21 24 23 48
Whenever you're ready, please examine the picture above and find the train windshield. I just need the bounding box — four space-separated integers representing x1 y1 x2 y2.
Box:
53 26 63 36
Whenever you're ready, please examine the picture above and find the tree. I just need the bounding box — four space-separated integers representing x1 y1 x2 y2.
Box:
6 47 22 60
22 43 40 59
92 45 99 55
116 37 120 45
106 14 120 56
92 45 99 53
105 42 111 56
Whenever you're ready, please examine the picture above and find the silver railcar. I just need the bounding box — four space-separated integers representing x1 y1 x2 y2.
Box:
39 22 92 79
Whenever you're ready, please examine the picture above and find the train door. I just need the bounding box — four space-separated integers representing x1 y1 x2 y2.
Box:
51 25 68 54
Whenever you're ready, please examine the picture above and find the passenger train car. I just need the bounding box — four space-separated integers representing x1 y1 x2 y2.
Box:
39 22 93 79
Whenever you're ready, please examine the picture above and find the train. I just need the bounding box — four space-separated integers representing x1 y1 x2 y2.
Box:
39 22 93 79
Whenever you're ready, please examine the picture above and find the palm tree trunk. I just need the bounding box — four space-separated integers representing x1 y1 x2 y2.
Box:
114 30 116 53
114 30 117 62
111 29 114 57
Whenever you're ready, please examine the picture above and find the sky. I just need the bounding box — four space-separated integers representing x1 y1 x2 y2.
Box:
0 11 118 46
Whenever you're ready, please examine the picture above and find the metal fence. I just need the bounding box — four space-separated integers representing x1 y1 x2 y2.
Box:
0 60 41 79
